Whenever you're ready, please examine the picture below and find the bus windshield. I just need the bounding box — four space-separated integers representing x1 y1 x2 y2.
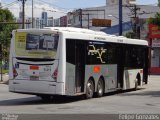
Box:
15 32 59 59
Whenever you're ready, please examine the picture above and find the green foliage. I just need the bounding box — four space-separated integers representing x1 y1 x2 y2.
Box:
148 0 160 27
0 8 18 63
125 31 135 38
148 13 160 27
148 0 160 28
1 69 9 74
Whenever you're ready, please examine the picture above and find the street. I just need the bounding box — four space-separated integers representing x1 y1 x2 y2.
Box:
0 75 160 114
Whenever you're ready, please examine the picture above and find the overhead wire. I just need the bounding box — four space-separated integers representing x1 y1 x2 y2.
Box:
1 0 19 9
35 0 70 11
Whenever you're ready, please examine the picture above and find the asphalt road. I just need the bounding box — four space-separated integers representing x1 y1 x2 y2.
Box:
0 75 160 115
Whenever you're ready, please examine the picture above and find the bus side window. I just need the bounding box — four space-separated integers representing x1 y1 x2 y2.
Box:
106 44 117 64
66 39 76 65
125 46 144 69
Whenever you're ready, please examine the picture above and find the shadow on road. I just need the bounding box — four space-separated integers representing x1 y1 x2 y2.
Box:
0 97 41 106
0 88 152 106
0 91 123 106
119 90 160 97
102 88 145 96
0 95 87 106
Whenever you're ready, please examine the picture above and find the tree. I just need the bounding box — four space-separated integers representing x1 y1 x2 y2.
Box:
148 0 160 27
0 8 18 69
125 31 135 38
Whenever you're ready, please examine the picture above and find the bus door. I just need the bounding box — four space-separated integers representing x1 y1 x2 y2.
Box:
75 41 85 93
117 45 125 88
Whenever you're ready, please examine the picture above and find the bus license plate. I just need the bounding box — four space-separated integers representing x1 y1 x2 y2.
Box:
30 76 39 80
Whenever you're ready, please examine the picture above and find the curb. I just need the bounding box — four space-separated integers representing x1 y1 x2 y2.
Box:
0 80 9 85
0 74 9 85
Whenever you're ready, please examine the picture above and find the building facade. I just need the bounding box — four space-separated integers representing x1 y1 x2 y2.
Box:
42 12 48 27
148 24 160 74
64 0 159 35
54 18 60 27
16 11 54 29
60 16 67 27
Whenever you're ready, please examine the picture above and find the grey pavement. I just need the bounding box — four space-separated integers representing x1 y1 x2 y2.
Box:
0 75 160 114
0 74 9 84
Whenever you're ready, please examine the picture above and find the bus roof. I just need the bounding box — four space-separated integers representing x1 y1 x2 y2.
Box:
45 27 148 46
15 27 148 46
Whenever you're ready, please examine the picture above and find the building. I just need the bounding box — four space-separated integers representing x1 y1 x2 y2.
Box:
60 16 67 27
48 17 54 27
25 18 32 29
106 0 134 5
54 18 60 27
60 0 160 74
16 11 54 29
148 24 160 74
66 8 106 30
65 0 159 35
42 12 48 27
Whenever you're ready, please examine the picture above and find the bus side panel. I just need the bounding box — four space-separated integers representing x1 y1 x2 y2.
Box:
65 63 76 95
123 69 143 90
84 64 117 93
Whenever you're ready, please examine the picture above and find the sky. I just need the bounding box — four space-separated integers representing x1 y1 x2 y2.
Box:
0 0 158 18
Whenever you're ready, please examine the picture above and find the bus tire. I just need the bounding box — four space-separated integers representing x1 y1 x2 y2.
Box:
96 78 104 97
137 73 141 85
86 79 94 99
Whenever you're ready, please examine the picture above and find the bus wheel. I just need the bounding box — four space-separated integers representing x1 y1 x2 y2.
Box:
86 80 94 99
96 78 104 97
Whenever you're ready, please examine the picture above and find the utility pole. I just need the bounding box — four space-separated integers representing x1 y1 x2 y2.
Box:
119 0 123 36
18 0 27 29
32 0 33 28
123 4 140 38
0 43 2 82
87 14 89 29
133 5 141 39
79 9 82 28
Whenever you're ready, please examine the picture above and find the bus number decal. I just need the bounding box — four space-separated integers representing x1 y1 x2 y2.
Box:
44 66 51 71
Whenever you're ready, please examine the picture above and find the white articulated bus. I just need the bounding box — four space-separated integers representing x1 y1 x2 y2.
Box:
9 27 149 99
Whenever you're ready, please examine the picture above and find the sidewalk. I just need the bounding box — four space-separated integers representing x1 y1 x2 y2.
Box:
0 73 9 84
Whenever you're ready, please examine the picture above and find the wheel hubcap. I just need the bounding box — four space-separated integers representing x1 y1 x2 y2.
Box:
98 82 102 94
87 82 93 96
